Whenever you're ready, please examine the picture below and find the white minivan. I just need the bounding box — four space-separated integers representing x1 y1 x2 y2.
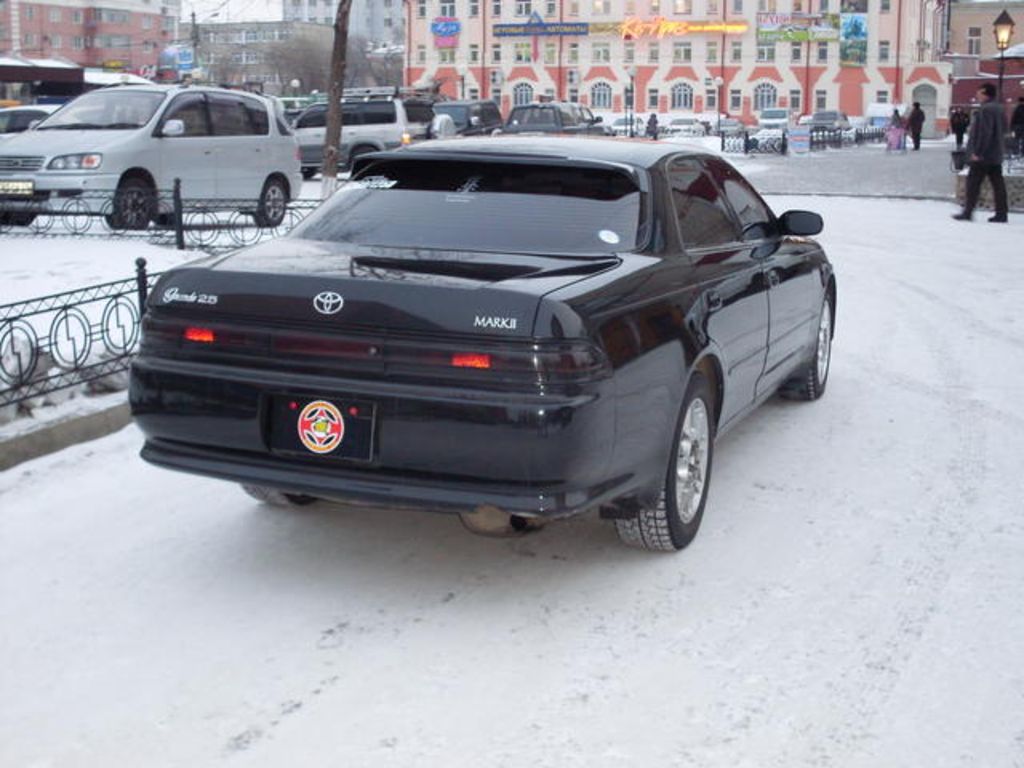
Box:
0 84 302 229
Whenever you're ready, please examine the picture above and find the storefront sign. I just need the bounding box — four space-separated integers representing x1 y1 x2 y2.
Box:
616 17 748 38
756 13 840 42
788 126 811 154
839 7 868 67
431 17 462 48
493 12 589 37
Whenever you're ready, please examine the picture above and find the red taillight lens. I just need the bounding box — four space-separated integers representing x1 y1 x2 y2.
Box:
451 353 492 369
183 326 216 344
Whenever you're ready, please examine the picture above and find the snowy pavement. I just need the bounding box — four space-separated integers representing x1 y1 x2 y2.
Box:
2 196 1024 767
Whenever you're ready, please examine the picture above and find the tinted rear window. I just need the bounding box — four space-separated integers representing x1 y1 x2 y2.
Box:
507 107 557 127
292 158 645 256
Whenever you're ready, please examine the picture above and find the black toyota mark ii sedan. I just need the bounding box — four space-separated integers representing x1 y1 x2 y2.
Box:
130 137 835 552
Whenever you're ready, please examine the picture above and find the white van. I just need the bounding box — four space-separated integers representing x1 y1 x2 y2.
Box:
0 84 302 228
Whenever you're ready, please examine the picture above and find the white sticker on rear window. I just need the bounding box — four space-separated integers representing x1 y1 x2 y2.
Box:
599 230 621 245
356 176 397 190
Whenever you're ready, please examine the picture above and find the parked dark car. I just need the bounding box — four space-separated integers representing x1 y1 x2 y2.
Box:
130 137 835 552
432 99 503 136
502 102 608 135
808 110 851 130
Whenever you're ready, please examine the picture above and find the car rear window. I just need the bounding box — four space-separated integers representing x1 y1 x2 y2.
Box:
507 107 556 127
292 158 645 256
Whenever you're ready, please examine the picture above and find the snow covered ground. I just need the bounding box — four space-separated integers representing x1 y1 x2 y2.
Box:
1 196 1024 767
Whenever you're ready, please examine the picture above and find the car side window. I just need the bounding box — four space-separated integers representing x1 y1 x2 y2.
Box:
560 107 578 126
296 106 325 129
242 97 269 135
483 103 501 126
361 101 397 125
704 157 774 238
161 93 209 137
209 95 254 136
401 101 433 125
667 157 741 248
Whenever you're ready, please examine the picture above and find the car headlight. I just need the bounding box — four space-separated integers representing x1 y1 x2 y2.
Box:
48 153 103 171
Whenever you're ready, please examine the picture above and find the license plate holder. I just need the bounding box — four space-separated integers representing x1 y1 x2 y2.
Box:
268 395 375 462
0 179 35 197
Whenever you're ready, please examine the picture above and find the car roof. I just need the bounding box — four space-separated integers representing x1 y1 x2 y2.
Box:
0 104 58 112
399 135 706 170
90 84 269 100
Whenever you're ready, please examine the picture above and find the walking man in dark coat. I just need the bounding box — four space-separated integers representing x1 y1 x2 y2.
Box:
950 107 970 149
645 113 659 140
907 102 926 150
953 83 1009 223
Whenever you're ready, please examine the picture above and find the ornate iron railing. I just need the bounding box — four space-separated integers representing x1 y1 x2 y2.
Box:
0 259 159 408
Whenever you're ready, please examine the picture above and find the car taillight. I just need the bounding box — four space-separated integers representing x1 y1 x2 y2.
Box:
183 326 215 344
401 131 412 145
451 353 492 369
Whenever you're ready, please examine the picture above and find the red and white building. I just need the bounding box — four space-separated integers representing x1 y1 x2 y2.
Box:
0 0 177 74
404 0 952 131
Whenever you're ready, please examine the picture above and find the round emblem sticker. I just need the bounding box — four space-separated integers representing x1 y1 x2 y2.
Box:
297 400 345 455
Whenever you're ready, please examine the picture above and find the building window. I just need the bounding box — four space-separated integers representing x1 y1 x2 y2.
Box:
469 43 480 63
731 0 742 12
707 0 718 12
791 42 802 62
492 44 502 63
73 36 84 50
815 89 827 110
513 82 534 105
671 82 694 110
469 87 480 99
967 27 981 56
547 0 556 13
878 40 890 62
592 0 611 13
651 0 660 11
626 0 636 11
756 43 775 62
470 0 480 15
544 42 556 64
568 42 579 63
569 0 579 15
49 8 61 22
731 40 742 62
673 41 692 63
673 0 692 13
706 88 718 109
591 82 612 109
416 44 426 64
707 40 718 63
876 90 888 103
729 89 741 111
568 87 579 102
816 41 828 62
648 42 660 63
515 0 532 15
515 41 532 62
648 88 659 109
757 0 776 11
624 41 635 63
440 0 456 15
439 48 455 64
592 42 611 62
416 0 426 18
789 89 801 112
493 0 502 17
819 0 828 10
753 82 777 110
880 0 890 11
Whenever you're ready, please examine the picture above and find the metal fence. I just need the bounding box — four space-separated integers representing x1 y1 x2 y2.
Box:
0 259 158 409
0 180 320 253
721 126 887 155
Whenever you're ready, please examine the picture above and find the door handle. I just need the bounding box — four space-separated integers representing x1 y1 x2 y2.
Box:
707 291 724 312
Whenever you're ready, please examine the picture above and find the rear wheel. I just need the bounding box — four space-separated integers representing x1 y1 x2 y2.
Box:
241 484 317 507
254 176 288 228
109 177 155 230
345 145 374 171
781 293 833 401
615 372 715 552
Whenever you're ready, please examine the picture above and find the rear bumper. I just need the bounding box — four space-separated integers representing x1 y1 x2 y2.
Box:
130 356 621 517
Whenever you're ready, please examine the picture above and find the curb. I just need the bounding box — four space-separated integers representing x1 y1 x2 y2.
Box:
0 402 131 472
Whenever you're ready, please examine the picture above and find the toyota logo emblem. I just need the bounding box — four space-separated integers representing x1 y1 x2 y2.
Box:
313 291 344 315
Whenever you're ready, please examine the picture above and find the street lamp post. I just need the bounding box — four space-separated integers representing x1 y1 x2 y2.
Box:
994 10 1015 103
713 76 724 143
626 64 638 138
457 63 468 100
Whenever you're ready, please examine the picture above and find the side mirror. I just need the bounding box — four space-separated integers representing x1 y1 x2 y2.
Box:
161 119 185 137
779 210 823 236
593 115 603 124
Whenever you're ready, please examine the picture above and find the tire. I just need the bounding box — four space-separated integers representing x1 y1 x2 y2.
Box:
301 167 317 180
241 484 317 507
615 372 716 552
254 176 288 228
344 145 374 171
780 293 834 401
0 212 36 227
110 178 155 230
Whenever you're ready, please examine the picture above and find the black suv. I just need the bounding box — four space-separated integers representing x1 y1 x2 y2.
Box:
432 100 503 136
503 102 608 136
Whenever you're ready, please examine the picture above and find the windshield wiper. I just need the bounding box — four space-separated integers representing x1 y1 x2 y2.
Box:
39 123 106 130
98 122 143 129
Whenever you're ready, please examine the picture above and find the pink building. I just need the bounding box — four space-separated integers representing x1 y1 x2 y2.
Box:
0 0 175 75
403 0 951 131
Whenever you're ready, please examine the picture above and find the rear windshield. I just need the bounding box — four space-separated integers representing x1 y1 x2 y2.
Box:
292 158 645 256
507 107 556 128
433 104 469 129
761 109 787 119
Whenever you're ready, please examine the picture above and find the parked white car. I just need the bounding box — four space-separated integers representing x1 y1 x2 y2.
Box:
0 104 59 140
293 88 435 179
662 115 707 137
757 108 792 131
0 84 302 228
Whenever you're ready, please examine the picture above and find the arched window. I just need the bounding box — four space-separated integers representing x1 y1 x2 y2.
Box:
513 82 534 107
670 82 694 110
590 82 612 110
753 82 778 111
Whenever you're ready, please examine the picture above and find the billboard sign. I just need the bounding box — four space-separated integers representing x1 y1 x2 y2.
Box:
756 13 840 42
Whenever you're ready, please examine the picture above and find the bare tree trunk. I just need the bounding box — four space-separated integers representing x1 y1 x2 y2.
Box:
321 0 353 198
